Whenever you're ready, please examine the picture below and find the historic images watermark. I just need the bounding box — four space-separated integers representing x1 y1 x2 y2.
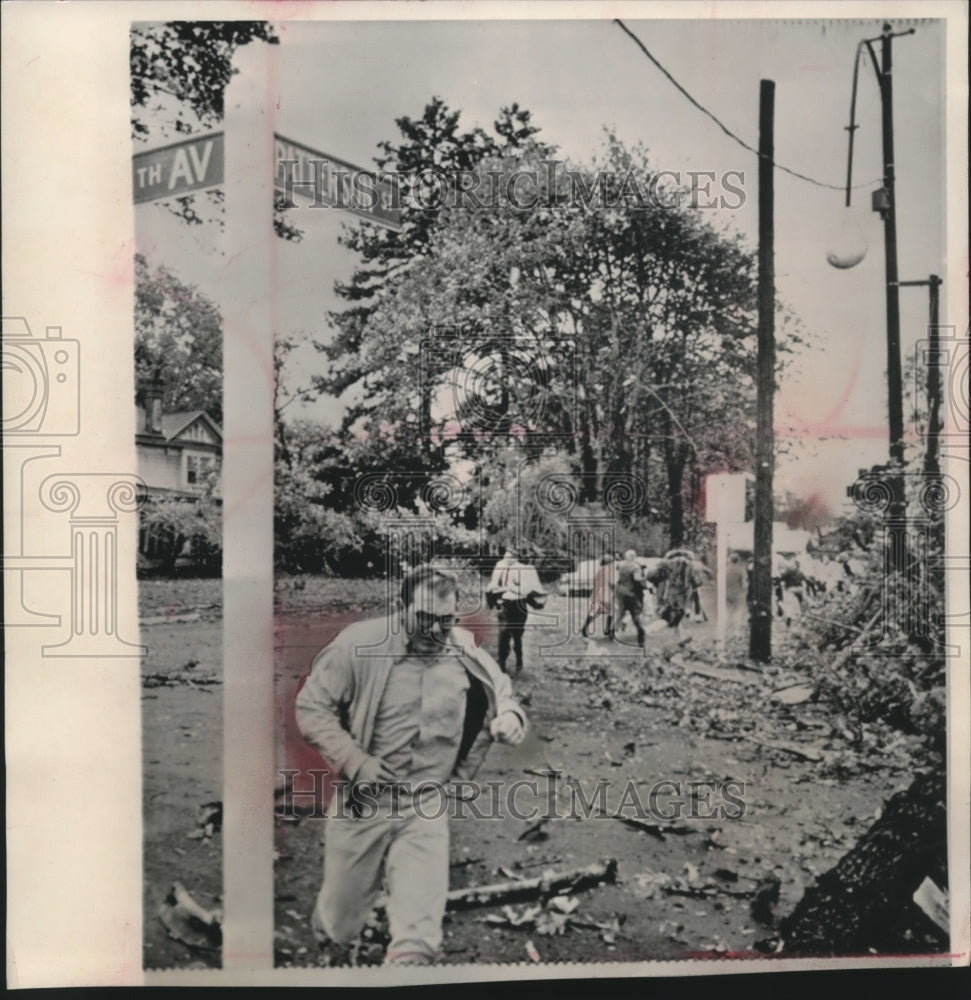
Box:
277 769 747 823
277 157 747 214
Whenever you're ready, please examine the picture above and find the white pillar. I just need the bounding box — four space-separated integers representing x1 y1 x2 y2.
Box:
716 517 728 650
221 41 276 972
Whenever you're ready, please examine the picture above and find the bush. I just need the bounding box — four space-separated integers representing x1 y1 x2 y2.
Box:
139 493 222 576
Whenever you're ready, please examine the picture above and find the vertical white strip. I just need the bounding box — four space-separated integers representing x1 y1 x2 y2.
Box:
221 41 276 971
716 520 727 649
943 4 971 965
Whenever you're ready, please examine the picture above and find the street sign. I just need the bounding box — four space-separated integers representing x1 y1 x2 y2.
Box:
133 132 401 229
132 133 224 204
274 134 401 230
705 472 747 524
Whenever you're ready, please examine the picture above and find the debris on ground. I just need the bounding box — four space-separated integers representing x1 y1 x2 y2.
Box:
447 859 618 910
480 895 620 941
741 735 825 763
187 801 222 840
517 818 550 843
143 672 220 692
628 870 672 900
158 882 222 952
750 873 782 926
614 815 693 840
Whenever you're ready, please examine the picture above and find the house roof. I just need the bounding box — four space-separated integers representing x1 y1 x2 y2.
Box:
136 406 222 443
161 410 222 441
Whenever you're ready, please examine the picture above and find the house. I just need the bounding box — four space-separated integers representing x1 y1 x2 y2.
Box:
135 377 222 569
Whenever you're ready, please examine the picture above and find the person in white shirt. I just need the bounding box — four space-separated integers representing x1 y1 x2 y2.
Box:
486 548 517 608
487 547 544 673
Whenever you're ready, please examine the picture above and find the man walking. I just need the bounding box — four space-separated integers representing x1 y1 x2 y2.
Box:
488 547 544 673
296 565 528 965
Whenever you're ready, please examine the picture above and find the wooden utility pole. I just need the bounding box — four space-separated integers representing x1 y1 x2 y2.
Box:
923 275 943 479
750 79 775 663
879 25 905 475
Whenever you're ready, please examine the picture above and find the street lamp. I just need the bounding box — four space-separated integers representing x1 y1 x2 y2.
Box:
833 22 916 534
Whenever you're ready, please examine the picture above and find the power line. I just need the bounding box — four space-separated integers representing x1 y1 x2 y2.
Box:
614 19 880 192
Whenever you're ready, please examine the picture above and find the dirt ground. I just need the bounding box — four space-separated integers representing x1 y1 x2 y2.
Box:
139 576 923 970
140 580 223 971
271 584 920 969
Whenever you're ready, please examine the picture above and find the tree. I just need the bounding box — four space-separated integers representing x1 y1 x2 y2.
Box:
274 458 364 575
130 21 302 240
313 98 553 503
316 128 767 547
131 21 278 138
777 767 947 954
134 253 223 422
140 492 222 576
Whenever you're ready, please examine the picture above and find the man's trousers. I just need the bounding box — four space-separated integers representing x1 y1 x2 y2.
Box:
312 792 450 965
497 599 529 671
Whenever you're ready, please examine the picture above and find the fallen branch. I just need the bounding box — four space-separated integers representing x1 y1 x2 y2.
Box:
664 882 757 900
615 815 694 839
822 609 883 660
800 613 864 633
741 735 824 762
446 859 617 911
686 663 759 685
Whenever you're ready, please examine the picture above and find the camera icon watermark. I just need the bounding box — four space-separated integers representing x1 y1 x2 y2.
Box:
2 316 145 656
2 317 80 435
350 470 486 655
524 468 649 657
912 328 968 445
418 327 577 443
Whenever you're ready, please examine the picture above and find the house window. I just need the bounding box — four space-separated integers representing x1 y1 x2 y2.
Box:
187 454 214 485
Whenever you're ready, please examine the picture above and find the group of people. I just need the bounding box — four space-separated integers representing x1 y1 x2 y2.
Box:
581 548 710 647
482 545 711 666
292 546 710 967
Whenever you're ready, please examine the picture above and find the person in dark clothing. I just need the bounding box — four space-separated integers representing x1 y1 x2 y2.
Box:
613 549 646 647
646 548 704 639
490 548 544 673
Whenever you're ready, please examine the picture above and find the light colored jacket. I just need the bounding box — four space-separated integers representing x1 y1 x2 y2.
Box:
296 614 527 783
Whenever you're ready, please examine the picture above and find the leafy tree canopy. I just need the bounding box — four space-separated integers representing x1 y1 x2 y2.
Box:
134 252 223 423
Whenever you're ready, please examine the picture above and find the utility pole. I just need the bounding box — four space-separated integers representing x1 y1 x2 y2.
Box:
842 23 916 568
750 79 775 663
866 23 916 565
878 24 906 476
898 275 943 478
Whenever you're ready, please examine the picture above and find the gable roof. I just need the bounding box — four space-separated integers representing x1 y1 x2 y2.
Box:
161 410 222 442
135 406 222 444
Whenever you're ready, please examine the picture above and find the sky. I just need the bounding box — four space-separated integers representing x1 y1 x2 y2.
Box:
134 12 950 513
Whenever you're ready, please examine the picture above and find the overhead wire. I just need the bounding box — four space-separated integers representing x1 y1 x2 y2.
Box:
614 19 882 193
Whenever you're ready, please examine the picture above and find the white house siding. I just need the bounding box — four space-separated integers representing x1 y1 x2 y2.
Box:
137 447 182 491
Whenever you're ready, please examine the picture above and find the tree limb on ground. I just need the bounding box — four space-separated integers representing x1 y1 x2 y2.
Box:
446 859 618 910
